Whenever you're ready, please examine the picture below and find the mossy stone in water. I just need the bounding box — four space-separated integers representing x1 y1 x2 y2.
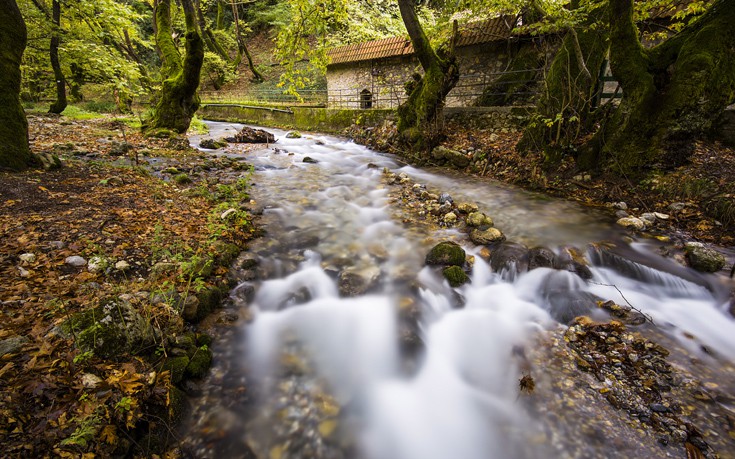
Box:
163 356 190 384
686 246 726 273
185 346 213 379
443 266 469 287
425 241 466 266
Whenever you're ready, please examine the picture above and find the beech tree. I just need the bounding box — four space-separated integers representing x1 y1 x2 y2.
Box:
579 0 735 173
144 0 205 134
0 0 31 170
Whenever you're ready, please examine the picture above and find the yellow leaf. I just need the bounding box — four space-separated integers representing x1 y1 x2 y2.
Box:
100 424 118 445
38 186 49 192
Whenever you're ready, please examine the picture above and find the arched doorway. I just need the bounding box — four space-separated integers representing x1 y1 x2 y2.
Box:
360 89 373 109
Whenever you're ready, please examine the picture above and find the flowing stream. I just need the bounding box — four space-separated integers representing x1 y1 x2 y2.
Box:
183 122 735 458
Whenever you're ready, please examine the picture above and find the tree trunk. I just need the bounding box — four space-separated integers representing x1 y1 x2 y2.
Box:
518 1 609 164
231 0 263 82
0 0 31 170
583 0 735 174
396 0 459 153
144 0 205 135
48 0 67 114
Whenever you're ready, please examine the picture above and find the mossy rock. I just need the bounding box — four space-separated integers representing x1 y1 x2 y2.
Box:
285 131 302 139
443 265 470 287
211 240 241 266
194 286 224 321
686 246 726 273
144 128 177 139
173 173 192 184
196 333 213 347
185 346 213 379
63 299 160 359
139 386 187 455
162 356 190 384
425 241 466 266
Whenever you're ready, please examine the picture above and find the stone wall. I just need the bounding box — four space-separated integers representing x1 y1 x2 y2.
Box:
326 39 544 109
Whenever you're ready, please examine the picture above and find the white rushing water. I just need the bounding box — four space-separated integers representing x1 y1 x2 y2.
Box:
199 122 735 458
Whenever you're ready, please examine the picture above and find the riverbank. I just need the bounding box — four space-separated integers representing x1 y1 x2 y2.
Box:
345 118 735 248
0 114 259 456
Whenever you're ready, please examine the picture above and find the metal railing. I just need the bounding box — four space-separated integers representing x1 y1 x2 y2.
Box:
199 68 542 110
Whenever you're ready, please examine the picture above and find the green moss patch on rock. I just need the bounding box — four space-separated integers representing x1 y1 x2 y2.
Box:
61 299 161 359
185 345 213 379
425 241 466 266
443 265 470 287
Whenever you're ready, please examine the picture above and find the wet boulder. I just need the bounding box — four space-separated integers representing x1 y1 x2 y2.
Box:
490 242 529 273
425 241 466 267
443 266 470 287
685 245 726 273
466 211 493 228
617 217 646 231
469 227 505 245
555 247 593 280
528 247 556 270
547 291 601 324
199 138 228 149
228 126 275 144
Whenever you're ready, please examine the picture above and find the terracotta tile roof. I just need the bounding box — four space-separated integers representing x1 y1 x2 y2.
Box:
328 36 413 65
327 16 515 66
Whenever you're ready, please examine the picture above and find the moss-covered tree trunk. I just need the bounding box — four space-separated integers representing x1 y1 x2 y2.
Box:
144 0 204 135
0 0 31 171
581 0 735 174
48 0 67 114
396 0 459 153
519 2 609 164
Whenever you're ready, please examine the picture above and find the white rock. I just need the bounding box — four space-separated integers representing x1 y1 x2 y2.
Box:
65 255 87 267
18 267 30 277
115 260 131 271
81 373 103 389
653 212 670 220
685 241 704 249
19 253 36 263
88 256 107 273
640 213 657 224
616 217 646 231
220 208 237 220
613 202 628 210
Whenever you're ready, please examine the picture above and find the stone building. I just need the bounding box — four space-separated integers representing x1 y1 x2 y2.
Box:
326 17 544 109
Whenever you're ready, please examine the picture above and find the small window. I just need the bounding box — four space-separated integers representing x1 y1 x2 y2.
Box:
360 89 373 109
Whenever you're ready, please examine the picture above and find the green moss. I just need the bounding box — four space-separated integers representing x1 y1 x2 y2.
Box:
196 333 212 347
173 173 192 184
211 240 241 266
425 241 466 266
162 356 190 384
443 265 469 287
185 345 213 379
195 286 223 320
0 1 30 171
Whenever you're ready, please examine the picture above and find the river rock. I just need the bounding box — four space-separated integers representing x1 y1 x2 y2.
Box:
229 127 275 144
431 146 469 169
425 241 465 266
613 202 628 210
490 242 529 273
285 131 302 139
685 246 726 273
442 266 469 287
443 212 458 225
65 255 87 267
640 213 657 225
456 202 478 214
617 217 646 231
466 212 493 228
181 295 201 322
303 156 319 164
528 247 556 270
469 227 505 245
338 270 375 296
438 193 453 204
199 138 227 149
